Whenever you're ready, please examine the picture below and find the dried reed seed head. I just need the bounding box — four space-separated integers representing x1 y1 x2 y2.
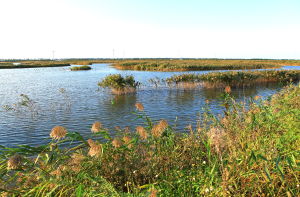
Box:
123 136 132 144
136 126 148 140
123 136 133 148
91 121 102 133
207 127 227 153
151 124 162 137
88 143 102 157
50 126 67 140
158 119 168 130
151 119 168 138
224 86 232 94
7 154 23 170
87 139 96 147
112 138 123 148
71 153 85 164
135 102 144 111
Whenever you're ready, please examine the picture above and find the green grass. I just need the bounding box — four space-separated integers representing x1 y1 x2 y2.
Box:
0 84 299 196
166 70 300 88
70 65 92 71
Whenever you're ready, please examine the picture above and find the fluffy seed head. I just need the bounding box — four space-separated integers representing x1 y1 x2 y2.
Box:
112 138 123 148
225 86 231 94
7 154 23 170
135 102 144 111
87 139 102 157
91 121 102 133
151 119 168 137
50 126 67 140
207 127 227 154
123 136 133 148
136 126 148 140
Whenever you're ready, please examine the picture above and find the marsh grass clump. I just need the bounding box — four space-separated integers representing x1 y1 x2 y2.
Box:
98 74 140 95
70 65 92 71
0 84 299 196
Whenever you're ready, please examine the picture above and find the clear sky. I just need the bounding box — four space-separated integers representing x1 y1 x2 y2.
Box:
0 0 299 59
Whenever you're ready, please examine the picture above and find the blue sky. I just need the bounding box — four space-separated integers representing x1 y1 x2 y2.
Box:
0 0 299 59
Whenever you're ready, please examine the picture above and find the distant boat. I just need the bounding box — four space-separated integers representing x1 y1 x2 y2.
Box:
13 63 21 66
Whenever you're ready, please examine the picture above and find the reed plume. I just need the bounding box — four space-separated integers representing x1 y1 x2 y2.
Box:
112 138 123 148
136 126 148 140
87 139 102 157
151 119 168 137
91 121 102 133
123 136 133 148
50 126 67 140
135 102 144 111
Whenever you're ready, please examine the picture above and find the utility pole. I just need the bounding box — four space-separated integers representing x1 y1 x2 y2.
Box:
52 50 55 60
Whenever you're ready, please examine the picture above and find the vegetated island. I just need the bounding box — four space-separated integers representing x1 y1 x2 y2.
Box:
70 65 92 71
1 58 300 71
98 74 140 94
0 84 299 196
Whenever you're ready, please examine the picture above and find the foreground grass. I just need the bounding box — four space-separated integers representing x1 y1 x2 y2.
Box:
166 70 300 88
0 84 299 196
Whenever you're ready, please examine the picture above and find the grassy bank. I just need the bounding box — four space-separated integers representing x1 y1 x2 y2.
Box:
0 61 70 69
166 70 300 88
113 59 300 71
0 84 299 196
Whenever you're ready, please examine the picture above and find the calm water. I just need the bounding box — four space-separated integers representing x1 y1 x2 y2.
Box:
0 64 299 147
